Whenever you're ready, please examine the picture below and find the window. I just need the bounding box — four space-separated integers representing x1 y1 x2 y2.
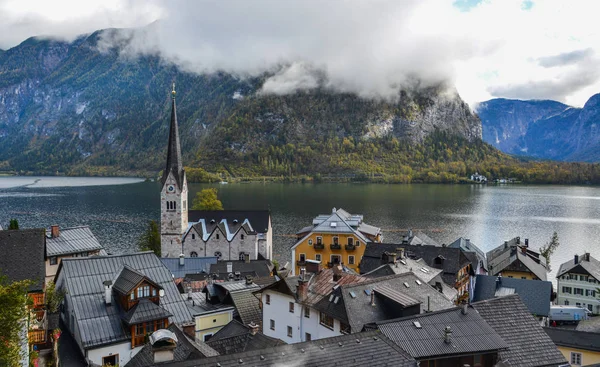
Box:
585 289 596 297
216 233 220 240
521 277 526 279
183 200 186 211
192 233 196 240
173 201 176 210
190 251 198 257
316 237 323 245
562 286 572 294
581 275 587 281
571 352 582 365
320 312 334 329
331 255 341 265
146 321 155 333
157 319 166 329
137 285 150 298
81 252 88 257
49 257 57 265
241 234 245 240
576 302 581 307
348 255 355 265
152 288 157 297
305 332 311 341
289 302 295 313
214 251 222 259
575 288 584 295
299 253 306 262
588 304 593 312
287 326 293 337
270 319 275 330
564 300 569 305
136 323 145 335
308 239 313 245
340 322 351 334
304 307 310 318
333 237 339 245
102 355 118 366
348 237 354 246
130 293 135 301
266 294 271 305
315 254 321 262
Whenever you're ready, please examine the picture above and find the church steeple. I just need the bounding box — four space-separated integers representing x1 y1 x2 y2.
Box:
161 83 185 188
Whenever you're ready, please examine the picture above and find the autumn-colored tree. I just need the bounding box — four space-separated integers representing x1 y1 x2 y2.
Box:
0 276 32 367
138 220 161 257
192 188 224 210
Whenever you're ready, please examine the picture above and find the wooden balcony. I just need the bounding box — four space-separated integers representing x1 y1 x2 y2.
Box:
28 330 46 344
314 243 325 250
330 244 341 250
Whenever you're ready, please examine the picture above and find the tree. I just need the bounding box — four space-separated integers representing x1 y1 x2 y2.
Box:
45 281 65 313
0 276 32 367
8 219 19 230
138 220 161 257
540 231 560 272
192 188 224 210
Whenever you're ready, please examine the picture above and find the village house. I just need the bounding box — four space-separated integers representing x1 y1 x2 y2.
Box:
159 85 272 261
487 237 548 280
291 207 382 275
556 253 600 313
448 237 488 275
205 319 284 355
181 289 235 342
45 225 105 284
544 327 600 366
55 252 195 366
203 279 263 332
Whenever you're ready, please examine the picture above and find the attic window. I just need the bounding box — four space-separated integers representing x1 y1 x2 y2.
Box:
403 282 410 288
349 291 356 298
420 268 429 273
415 280 422 285
330 222 337 228
413 321 422 329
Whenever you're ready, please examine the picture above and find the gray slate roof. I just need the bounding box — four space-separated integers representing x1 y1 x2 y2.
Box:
557 253 600 281
182 291 234 316
377 305 509 359
188 210 270 234
147 330 416 367
209 260 273 279
0 228 46 292
448 237 487 271
206 320 284 355
487 239 547 280
160 257 218 279
123 298 173 325
45 226 103 257
472 275 552 317
113 265 153 294
125 319 218 367
228 291 262 326
472 294 567 367
56 252 193 349
543 327 600 352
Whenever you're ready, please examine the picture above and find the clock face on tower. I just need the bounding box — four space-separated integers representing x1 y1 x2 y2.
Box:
167 185 175 193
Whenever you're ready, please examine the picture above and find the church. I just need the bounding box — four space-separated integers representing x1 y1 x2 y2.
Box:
160 85 272 261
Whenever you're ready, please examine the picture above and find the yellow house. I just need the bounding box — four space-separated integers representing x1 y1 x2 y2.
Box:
544 327 600 366
291 208 382 275
184 290 235 341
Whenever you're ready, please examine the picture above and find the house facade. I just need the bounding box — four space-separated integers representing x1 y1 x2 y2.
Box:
487 237 548 280
556 253 600 314
544 327 600 366
159 86 272 261
45 225 105 284
291 208 382 275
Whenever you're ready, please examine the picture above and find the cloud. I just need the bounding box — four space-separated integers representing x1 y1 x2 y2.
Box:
538 49 595 68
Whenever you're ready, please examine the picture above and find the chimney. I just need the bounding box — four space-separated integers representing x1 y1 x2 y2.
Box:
50 225 60 238
151 331 178 363
179 254 185 266
396 248 405 260
248 322 259 335
333 264 343 282
444 326 452 344
235 271 241 281
585 253 590 262
103 280 112 306
187 286 192 300
370 291 376 306
244 253 250 263
525 238 529 247
182 322 195 339
245 275 253 285
297 279 308 301
332 207 337 214
465 239 471 248
408 229 413 238
461 301 468 315
516 237 521 245
574 254 579 264
504 241 508 249
381 252 397 265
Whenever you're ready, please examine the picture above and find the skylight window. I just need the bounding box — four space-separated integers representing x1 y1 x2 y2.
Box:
364 289 371 296
415 280 422 285
330 222 337 228
413 321 422 329
403 282 410 288
349 291 356 298
400 260 407 265
329 295 334 302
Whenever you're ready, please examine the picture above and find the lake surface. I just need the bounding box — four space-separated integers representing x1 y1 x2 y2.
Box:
1 176 599 282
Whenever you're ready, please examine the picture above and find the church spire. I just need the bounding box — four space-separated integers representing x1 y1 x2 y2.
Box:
161 83 184 187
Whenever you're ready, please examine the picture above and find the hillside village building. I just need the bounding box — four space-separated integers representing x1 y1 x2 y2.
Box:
159 86 272 260
487 237 548 281
556 253 600 313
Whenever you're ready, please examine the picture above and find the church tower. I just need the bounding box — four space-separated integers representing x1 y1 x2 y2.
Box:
160 84 188 257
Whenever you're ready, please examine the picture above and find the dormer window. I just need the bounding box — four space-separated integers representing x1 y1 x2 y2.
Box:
137 285 150 298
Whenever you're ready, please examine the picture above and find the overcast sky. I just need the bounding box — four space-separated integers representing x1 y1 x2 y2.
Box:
1 0 599 107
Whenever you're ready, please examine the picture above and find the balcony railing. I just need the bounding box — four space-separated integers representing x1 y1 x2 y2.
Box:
296 260 307 267
314 243 325 250
330 244 341 250
28 330 46 344
345 244 356 251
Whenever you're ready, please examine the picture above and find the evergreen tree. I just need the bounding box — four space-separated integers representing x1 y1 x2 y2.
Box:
0 276 32 367
8 219 19 230
138 220 161 257
192 188 224 210
540 231 560 272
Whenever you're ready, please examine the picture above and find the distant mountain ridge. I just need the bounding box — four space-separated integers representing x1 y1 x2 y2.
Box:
0 29 482 176
477 94 600 162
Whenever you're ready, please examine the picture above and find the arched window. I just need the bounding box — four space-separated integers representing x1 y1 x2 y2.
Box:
190 252 198 257
241 234 245 240
239 253 246 261
173 201 176 210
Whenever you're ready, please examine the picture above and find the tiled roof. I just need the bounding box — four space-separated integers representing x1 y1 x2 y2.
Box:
472 275 553 317
161 257 218 279
0 228 45 292
56 252 193 349
487 239 548 280
113 265 150 294
122 298 173 325
472 294 567 367
151 330 416 367
543 327 600 352
188 210 270 234
363 258 443 283
228 291 262 326
45 226 104 257
303 269 366 306
206 320 284 355
448 237 487 271
557 253 600 281
377 306 508 359
125 322 218 367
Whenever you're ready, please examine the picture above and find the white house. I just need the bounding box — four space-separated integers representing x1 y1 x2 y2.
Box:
556 253 600 314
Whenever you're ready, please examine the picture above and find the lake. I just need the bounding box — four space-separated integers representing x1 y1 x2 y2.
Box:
1 176 599 282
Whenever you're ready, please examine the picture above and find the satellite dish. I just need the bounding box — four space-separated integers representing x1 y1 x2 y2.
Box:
159 289 165 298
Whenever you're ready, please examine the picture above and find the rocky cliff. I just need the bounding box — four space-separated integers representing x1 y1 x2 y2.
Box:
0 29 482 175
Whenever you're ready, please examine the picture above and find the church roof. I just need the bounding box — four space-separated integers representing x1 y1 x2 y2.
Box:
161 88 185 189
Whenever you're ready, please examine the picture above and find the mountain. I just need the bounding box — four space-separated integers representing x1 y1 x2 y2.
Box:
0 29 482 178
476 95 600 162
